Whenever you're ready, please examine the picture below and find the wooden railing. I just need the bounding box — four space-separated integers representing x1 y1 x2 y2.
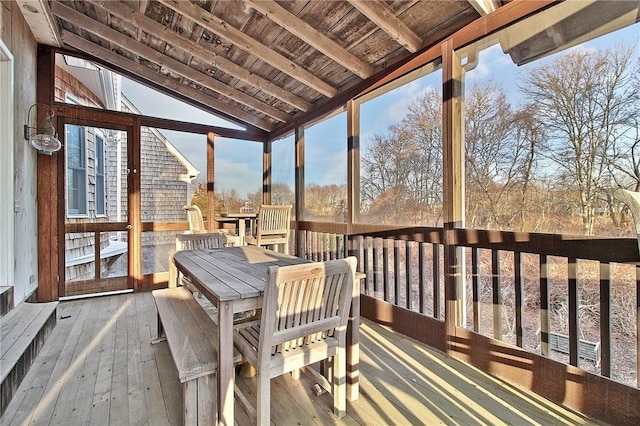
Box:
295 221 639 389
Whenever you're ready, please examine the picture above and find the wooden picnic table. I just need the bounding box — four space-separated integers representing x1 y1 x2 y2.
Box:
172 245 361 425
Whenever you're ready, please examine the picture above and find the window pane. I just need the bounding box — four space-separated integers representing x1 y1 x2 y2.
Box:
96 134 105 215
304 112 347 222
66 124 86 215
272 135 295 216
215 138 262 212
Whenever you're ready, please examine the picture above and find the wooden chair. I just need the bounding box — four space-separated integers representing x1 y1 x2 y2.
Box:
184 205 206 233
244 204 292 253
233 257 357 424
614 188 640 254
169 232 236 290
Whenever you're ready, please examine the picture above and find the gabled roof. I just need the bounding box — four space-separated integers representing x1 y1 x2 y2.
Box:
16 0 488 134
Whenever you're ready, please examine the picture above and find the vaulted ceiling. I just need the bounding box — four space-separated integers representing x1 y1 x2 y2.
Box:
18 0 504 135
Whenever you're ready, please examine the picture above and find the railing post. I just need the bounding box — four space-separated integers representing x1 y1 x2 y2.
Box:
442 38 465 342
472 248 480 333
600 262 611 377
568 257 579 366
492 250 502 340
540 255 550 357
515 252 524 348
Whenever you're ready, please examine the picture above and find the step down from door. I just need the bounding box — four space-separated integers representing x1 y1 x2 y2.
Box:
0 287 13 318
0 301 58 415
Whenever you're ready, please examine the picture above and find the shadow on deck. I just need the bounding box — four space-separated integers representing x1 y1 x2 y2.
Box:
1 292 595 425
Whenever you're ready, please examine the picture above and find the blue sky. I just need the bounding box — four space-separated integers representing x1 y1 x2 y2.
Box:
122 22 638 198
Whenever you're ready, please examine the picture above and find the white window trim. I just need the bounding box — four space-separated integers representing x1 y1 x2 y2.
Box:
65 96 89 218
0 41 14 288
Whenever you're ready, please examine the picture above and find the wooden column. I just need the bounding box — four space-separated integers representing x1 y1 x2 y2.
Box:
347 99 361 231
207 132 215 231
263 140 272 205
441 39 465 343
346 98 360 401
36 46 60 302
294 126 305 254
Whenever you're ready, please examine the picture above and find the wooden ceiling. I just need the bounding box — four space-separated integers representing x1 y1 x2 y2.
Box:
19 1 503 135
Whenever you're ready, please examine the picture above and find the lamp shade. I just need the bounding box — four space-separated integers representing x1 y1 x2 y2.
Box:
29 133 62 155
25 108 62 155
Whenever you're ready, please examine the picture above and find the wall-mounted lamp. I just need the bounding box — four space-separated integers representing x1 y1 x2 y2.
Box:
23 103 62 155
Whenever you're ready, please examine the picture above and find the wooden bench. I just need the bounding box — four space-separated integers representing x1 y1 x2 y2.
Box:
152 287 239 425
536 328 601 366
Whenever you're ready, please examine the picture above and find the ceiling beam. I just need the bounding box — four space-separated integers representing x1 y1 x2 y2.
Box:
95 1 311 112
51 2 290 123
61 31 274 132
158 0 338 98
245 0 374 79
467 0 501 16
348 0 423 53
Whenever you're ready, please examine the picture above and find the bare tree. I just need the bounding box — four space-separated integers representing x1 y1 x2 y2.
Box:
247 182 294 207
464 81 545 231
521 45 638 235
361 88 443 224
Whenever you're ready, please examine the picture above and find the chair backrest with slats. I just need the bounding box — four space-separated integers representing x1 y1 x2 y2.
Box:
176 232 224 251
254 204 292 245
258 257 356 356
184 205 206 234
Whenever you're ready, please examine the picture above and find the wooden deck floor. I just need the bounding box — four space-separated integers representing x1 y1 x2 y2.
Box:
1 292 595 425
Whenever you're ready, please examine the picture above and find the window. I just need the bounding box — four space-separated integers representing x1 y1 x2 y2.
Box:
95 133 106 215
66 124 87 215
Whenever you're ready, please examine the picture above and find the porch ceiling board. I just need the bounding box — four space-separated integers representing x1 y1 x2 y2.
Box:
51 1 289 124
95 1 311 112
28 0 486 135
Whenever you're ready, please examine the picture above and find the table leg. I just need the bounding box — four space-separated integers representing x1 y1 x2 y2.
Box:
168 250 177 288
238 220 246 245
347 284 360 401
217 301 235 425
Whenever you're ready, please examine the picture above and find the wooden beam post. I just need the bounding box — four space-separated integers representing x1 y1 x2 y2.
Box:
442 38 465 345
36 46 61 302
295 126 305 255
263 140 272 205
347 99 361 230
207 132 215 231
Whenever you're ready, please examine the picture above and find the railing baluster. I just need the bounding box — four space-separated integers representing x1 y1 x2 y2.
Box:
394 239 401 306
364 236 371 296
433 243 440 319
373 238 381 299
383 238 390 302
472 247 479 333
600 262 611 377
492 250 502 340
568 257 579 367
94 231 101 280
407 241 414 311
636 265 640 388
540 255 550 357
419 242 426 314
515 251 524 348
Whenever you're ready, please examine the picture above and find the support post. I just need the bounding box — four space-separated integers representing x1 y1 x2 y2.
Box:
441 39 465 346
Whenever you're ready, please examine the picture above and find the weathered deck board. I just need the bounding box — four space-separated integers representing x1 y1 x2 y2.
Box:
1 292 596 426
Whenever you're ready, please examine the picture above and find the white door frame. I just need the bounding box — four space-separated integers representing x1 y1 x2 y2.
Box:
0 40 15 289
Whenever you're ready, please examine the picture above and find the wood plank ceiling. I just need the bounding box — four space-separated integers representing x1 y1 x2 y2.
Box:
18 0 498 135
